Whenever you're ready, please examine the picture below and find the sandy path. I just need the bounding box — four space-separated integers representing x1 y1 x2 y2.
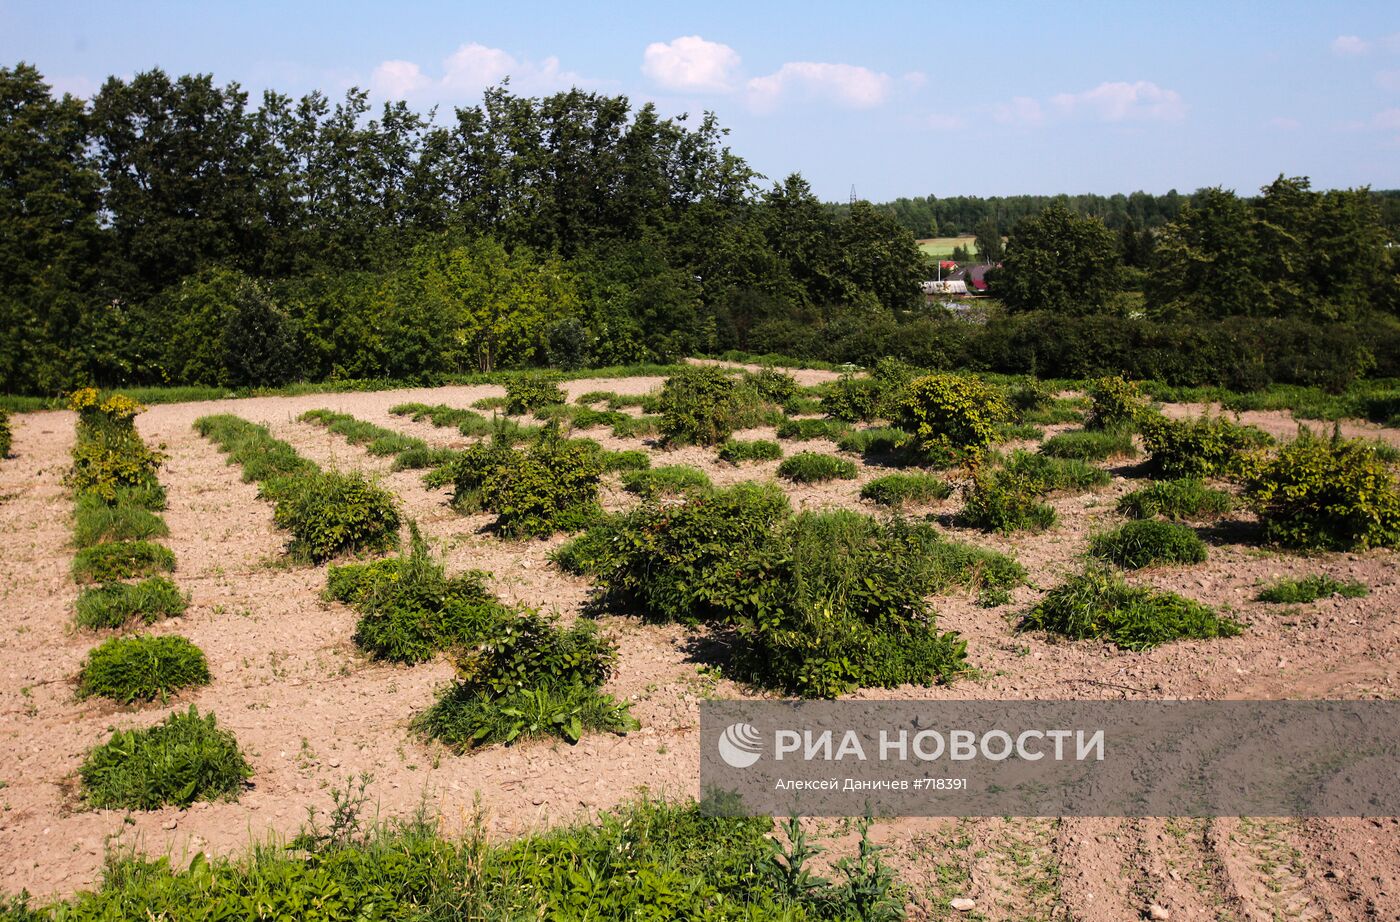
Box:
0 375 1396 915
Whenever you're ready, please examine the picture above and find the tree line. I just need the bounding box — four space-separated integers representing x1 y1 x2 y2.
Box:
2 60 1398 395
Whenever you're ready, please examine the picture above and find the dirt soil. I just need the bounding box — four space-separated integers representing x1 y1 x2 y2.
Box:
0 365 1397 918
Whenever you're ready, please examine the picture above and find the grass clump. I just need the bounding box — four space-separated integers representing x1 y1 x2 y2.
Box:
1255 574 1369 604
1245 430 1400 550
390 401 491 436
1040 427 1138 462
73 490 169 547
1020 566 1242 650
79 705 251 810
777 452 858 483
472 395 508 411
504 372 567 414
609 414 660 439
837 426 913 461
775 417 851 441
299 408 425 457
77 634 210 703
621 465 713 498
75 576 187 629
860 472 952 508
72 540 176 583
1089 520 1209 569
1117 478 1234 521
195 414 317 483
328 525 507 664
717 438 783 463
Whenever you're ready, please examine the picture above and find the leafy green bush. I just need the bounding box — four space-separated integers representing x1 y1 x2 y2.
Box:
72 540 176 583
717 438 783 463
0 410 10 458
1086 375 1149 430
73 490 170 547
860 473 952 508
622 465 713 498
1256 574 1369 603
299 409 425 457
1089 520 1209 569
1244 431 1400 549
1040 427 1138 461
77 634 210 703
446 436 603 537
1020 566 1242 649
658 366 742 445
821 373 882 422
329 526 507 663
270 471 401 562
775 417 851 441
75 577 187 629
777 452 858 483
504 372 567 414
744 368 798 405
67 411 165 502
893 373 1012 465
79 705 251 810
1139 412 1271 479
1117 478 1234 521
957 468 1057 533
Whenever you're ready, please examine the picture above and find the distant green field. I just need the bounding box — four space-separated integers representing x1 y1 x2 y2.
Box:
916 235 978 259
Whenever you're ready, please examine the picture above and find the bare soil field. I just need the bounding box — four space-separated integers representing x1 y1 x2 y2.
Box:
1 365 1397 919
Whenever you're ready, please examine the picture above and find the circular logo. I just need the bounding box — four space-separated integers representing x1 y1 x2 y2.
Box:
718 722 763 768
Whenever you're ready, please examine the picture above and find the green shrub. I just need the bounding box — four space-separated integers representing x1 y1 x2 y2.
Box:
609 414 660 439
390 402 491 435
1086 375 1149 430
79 705 251 810
1139 412 1272 479
270 471 401 562
72 540 176 583
0 410 10 458
622 465 713 498
777 452 858 483
448 436 602 537
299 409 426 457
744 368 798 405
836 427 912 460
329 526 506 663
1040 427 1138 461
1244 431 1400 549
775 417 851 441
893 373 1012 465
593 447 651 472
821 373 882 422
1256 574 1369 604
75 577 187 629
658 366 742 445
957 469 1057 533
1089 520 1209 569
68 425 164 502
860 473 952 508
73 491 170 547
1117 478 1234 521
1020 566 1242 649
504 373 567 414
717 439 783 463
77 635 210 703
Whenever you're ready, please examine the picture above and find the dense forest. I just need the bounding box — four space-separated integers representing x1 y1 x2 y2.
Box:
2 61 1399 395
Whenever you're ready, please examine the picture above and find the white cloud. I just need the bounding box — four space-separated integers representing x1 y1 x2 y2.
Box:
746 62 892 110
642 36 741 92
369 42 584 101
1332 34 1371 55
1268 116 1302 130
371 60 430 98
1051 80 1186 121
992 95 1044 126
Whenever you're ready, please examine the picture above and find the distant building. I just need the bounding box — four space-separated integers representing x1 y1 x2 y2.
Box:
922 279 968 296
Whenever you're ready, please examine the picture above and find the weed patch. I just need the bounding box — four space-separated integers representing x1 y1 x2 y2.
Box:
622 465 713 498
860 472 952 508
77 635 210 703
79 705 251 810
75 577 187 629
777 452 858 483
1089 520 1209 569
72 541 176 583
1256 575 1369 603
1040 427 1138 462
1117 478 1234 521
717 439 783 463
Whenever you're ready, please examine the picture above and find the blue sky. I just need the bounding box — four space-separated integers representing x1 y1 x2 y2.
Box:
4 0 1399 201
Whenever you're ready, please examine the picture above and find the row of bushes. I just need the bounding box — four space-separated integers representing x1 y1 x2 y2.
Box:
555 483 1024 697
195 414 401 562
299 409 452 471
327 527 635 747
